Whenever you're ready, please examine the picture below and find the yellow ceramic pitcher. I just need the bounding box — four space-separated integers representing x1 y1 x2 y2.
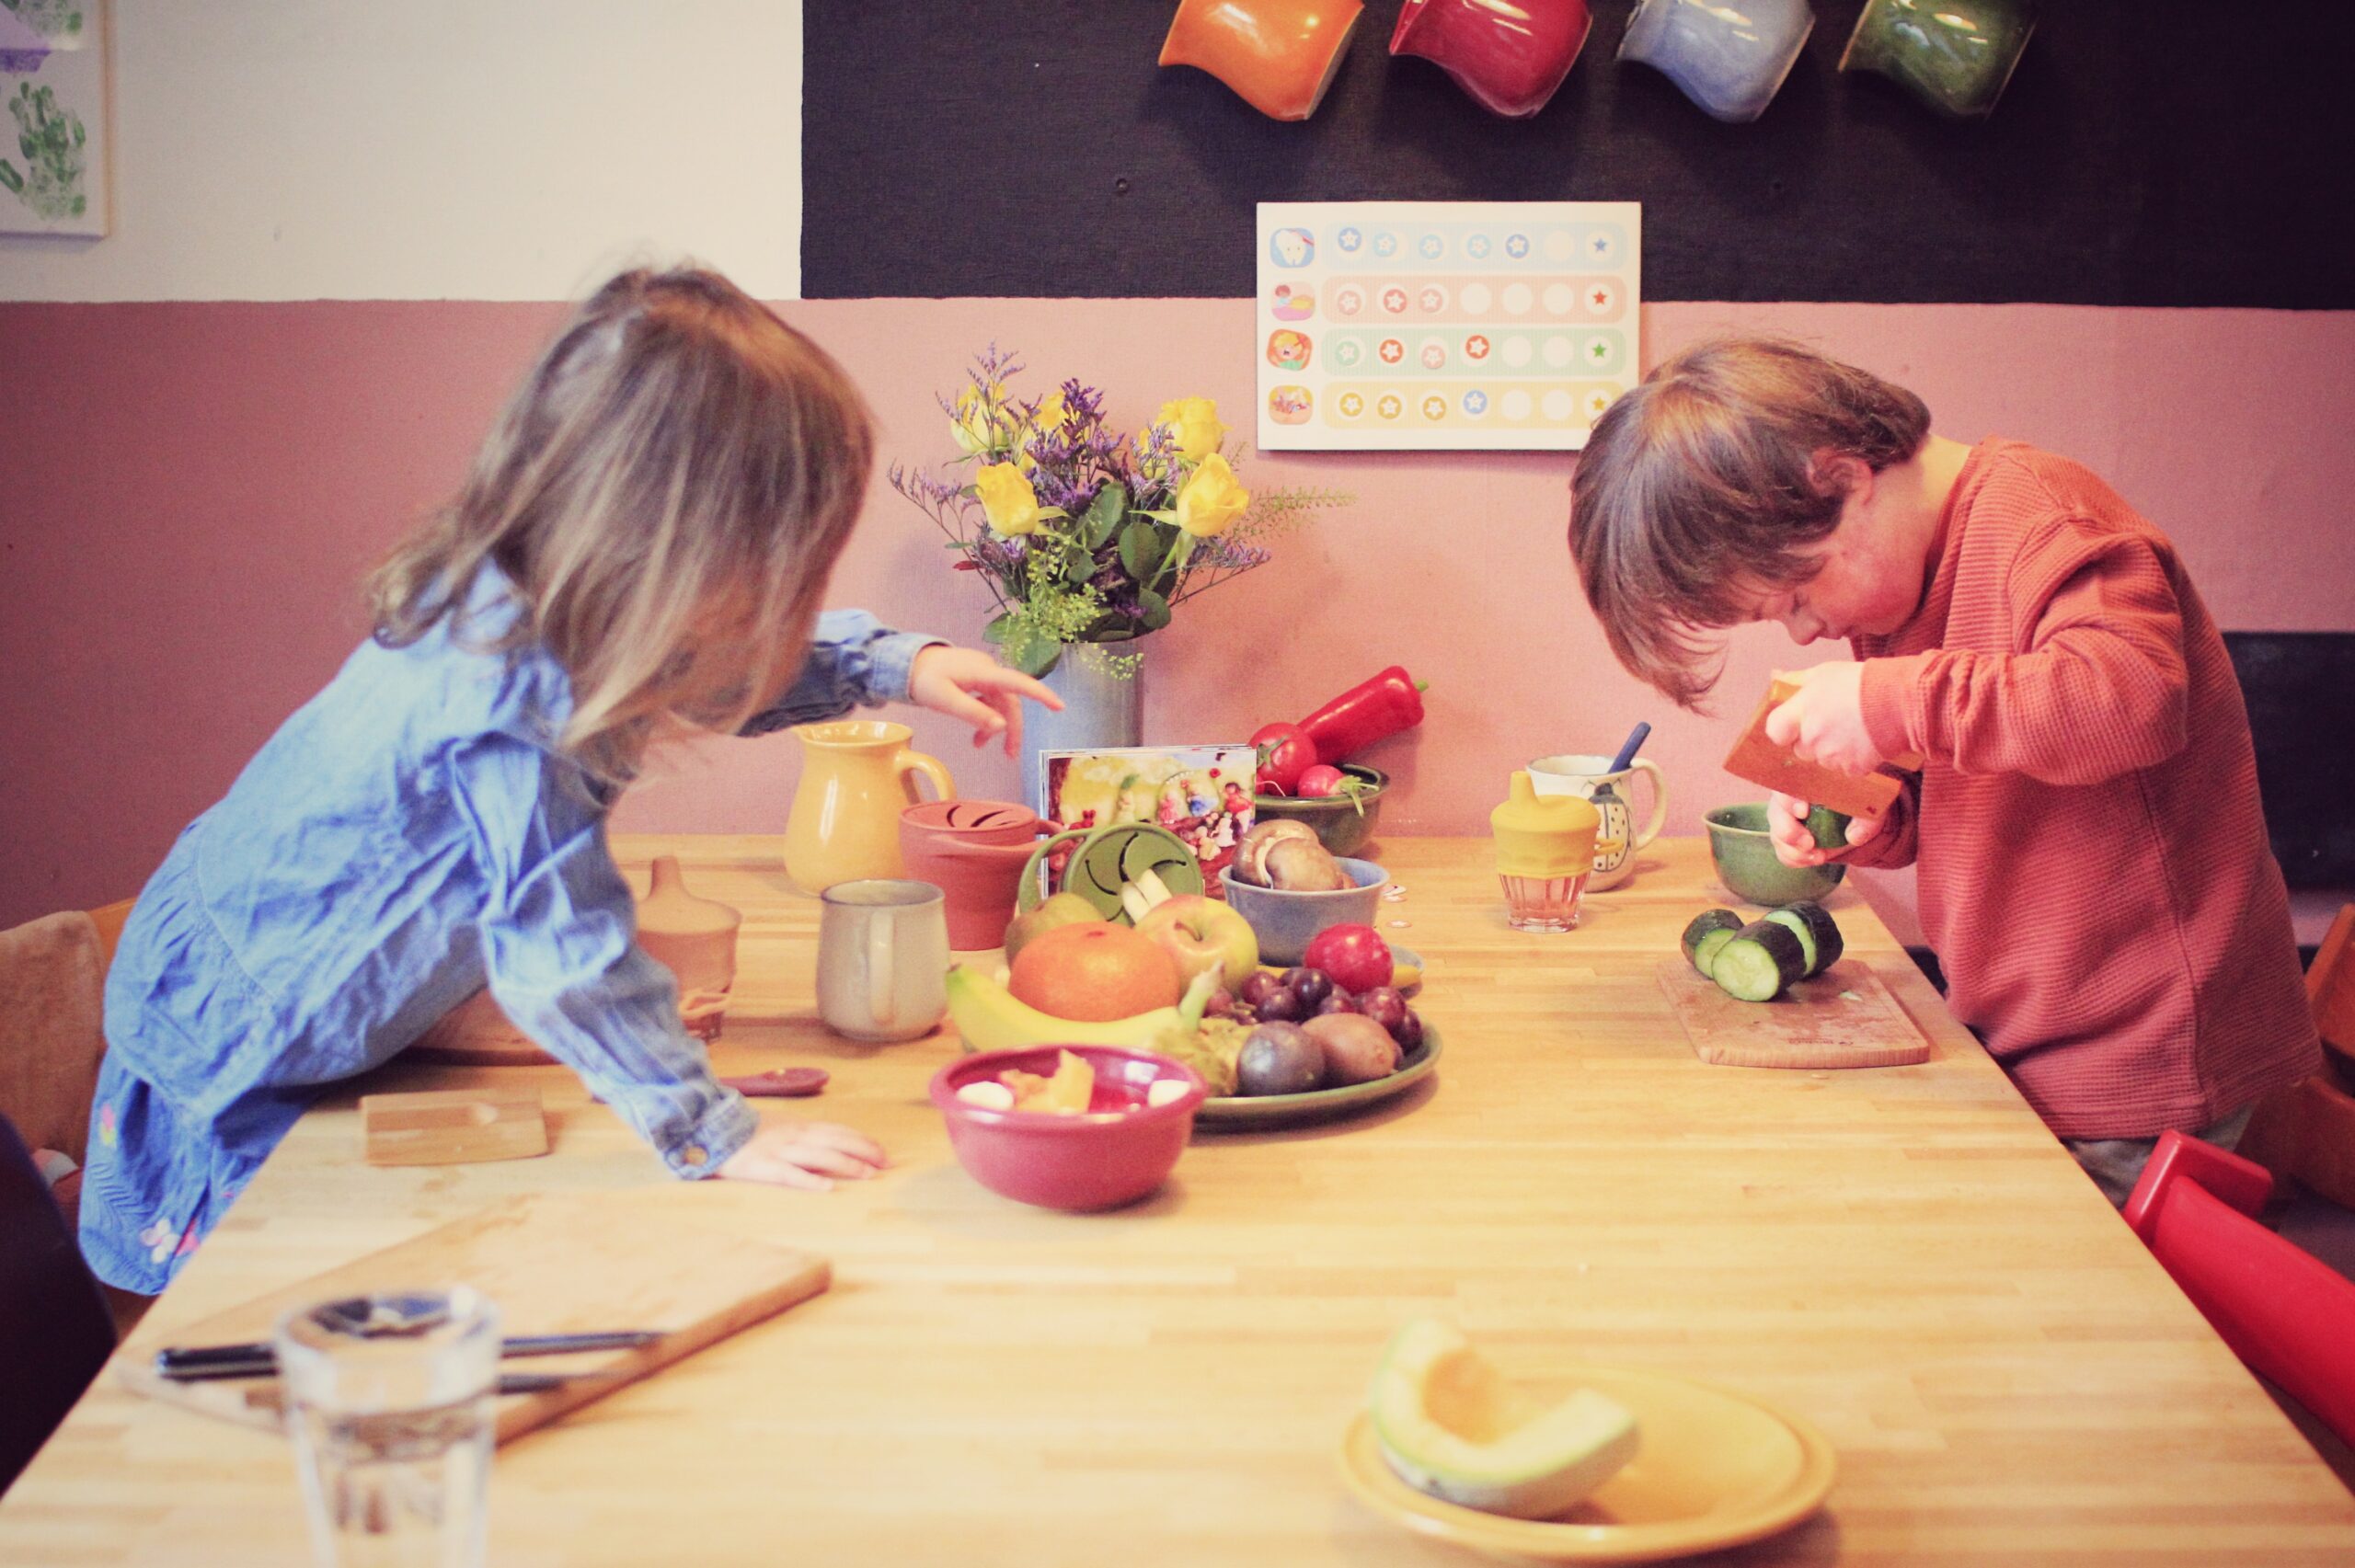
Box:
784 721 955 895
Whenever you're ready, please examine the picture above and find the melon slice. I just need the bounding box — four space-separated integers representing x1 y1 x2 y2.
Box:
1369 1319 1639 1519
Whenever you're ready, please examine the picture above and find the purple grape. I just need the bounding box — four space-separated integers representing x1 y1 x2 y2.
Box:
1283 967 1334 1009
1205 989 1238 1020
1237 970 1282 1009
1256 986 1306 1023
1315 990 1359 1016
1357 986 1408 1035
1392 1006 1425 1051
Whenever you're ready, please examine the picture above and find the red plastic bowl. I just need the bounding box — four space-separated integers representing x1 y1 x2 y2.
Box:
929 1047 1207 1211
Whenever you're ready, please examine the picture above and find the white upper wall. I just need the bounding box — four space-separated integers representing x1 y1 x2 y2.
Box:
0 0 803 301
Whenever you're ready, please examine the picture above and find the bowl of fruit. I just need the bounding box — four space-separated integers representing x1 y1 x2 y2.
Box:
1220 820 1388 966
930 1045 1208 1210
1253 763 1388 858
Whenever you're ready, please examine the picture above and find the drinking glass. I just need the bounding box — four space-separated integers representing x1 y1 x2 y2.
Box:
275 1288 500 1568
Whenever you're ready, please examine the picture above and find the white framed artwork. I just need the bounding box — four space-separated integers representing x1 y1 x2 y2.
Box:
1256 200 1641 452
0 0 108 236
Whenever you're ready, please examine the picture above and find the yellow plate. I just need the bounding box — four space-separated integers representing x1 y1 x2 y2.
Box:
1337 1365 1836 1563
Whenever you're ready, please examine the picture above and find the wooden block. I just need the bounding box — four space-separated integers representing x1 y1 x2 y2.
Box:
1721 678 1923 818
361 1087 548 1166
1657 957 1934 1069
120 1193 831 1445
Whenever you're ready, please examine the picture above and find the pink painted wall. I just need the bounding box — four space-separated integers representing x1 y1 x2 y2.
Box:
6 300 2352 938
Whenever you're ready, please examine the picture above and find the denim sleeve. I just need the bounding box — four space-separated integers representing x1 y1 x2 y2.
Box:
738 609 946 738
446 736 754 1178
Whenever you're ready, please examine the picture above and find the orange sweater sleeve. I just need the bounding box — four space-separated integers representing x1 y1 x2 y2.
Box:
1857 528 2190 785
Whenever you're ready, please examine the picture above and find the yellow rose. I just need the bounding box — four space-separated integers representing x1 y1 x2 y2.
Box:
974 463 1045 537
1175 453 1250 538
950 383 1000 457
1156 395 1227 464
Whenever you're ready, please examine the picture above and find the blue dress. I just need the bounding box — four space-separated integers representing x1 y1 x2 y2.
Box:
80 569 938 1292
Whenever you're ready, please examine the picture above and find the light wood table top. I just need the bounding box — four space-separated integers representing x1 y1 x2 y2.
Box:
7 836 2352 1564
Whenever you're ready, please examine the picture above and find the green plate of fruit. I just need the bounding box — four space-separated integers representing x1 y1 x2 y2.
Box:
1195 1024 1442 1127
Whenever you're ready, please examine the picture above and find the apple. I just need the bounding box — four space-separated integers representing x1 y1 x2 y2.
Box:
1304 923 1394 997
1134 894 1260 991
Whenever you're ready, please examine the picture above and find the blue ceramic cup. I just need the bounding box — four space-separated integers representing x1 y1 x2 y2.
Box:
1619 0 1813 123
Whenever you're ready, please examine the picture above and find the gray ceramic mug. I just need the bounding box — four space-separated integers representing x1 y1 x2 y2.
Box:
817 880 949 1041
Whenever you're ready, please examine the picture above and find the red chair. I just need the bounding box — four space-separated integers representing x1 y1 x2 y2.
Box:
2123 1128 2355 1447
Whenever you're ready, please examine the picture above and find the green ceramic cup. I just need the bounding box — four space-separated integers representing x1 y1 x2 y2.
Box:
1706 803 1846 907
1839 0 2034 120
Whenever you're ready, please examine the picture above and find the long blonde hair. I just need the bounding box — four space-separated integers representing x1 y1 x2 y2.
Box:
370 266 875 784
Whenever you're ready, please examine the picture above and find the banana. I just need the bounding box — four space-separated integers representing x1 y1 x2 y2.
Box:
1119 880 1152 924
945 965 1218 1056
1134 866 1175 910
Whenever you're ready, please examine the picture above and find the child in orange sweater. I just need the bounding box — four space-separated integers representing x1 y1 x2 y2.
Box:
1570 338 2321 1204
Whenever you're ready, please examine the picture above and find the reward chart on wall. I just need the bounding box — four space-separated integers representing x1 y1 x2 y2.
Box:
1256 201 1641 452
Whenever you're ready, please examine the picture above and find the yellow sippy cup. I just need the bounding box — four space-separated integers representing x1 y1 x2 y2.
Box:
1491 770 1601 933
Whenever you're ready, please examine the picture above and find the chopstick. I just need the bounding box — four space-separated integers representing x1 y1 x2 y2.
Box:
155 1330 662 1382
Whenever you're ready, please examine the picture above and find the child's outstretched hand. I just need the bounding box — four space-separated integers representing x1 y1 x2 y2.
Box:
909 646 1064 758
1767 791 1886 869
718 1120 888 1191
1763 661 1881 776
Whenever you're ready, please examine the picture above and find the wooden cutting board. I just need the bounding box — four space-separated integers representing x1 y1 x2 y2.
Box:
1657 957 1935 1069
121 1193 828 1444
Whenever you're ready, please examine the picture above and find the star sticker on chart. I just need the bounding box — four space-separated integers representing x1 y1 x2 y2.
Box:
1591 234 1614 258
1505 234 1531 258
1335 289 1363 315
1378 395 1404 419
1338 226 1362 252
1338 392 1365 418
1586 390 1615 418
1589 284 1615 311
1373 232 1398 257
1462 390 1488 415
1419 234 1443 259
1467 235 1492 258
1422 395 1448 420
1335 340 1361 367
1379 338 1405 364
1465 334 1491 360
1419 287 1445 312
1383 287 1408 314
1587 338 1611 363
1420 342 1446 369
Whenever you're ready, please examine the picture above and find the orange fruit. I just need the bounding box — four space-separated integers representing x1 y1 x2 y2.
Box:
1006 922 1183 1022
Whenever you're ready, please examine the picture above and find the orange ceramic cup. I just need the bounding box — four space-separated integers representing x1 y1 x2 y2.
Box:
1160 0 1366 121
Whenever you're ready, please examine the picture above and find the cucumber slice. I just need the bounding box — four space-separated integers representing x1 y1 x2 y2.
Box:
1712 921 1809 1001
1680 910 1743 975
1774 900 1844 977
1803 806 1852 852
1763 910 1817 976
1694 927 1740 978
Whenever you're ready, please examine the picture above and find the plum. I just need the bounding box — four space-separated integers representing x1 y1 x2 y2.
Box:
1236 1022 1325 1096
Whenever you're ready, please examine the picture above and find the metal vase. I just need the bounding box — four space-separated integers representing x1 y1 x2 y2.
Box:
1020 639 1148 813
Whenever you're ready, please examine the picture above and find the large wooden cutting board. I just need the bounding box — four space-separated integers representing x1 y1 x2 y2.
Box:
121 1193 828 1444
1657 957 1934 1069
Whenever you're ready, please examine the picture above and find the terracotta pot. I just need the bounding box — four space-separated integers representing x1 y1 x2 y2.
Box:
1159 0 1365 121
634 855 742 1040
901 801 1061 951
1390 0 1591 118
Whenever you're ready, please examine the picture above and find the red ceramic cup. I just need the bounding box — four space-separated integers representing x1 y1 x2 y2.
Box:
1389 0 1592 118
930 1047 1206 1211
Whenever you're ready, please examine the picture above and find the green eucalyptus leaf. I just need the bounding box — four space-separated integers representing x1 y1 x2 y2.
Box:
982 612 1010 645
1118 521 1161 581
1082 484 1129 548
1137 589 1172 633
1002 623 1060 677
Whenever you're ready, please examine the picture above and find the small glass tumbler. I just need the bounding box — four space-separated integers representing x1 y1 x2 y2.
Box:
276 1288 500 1568
1500 870 1591 933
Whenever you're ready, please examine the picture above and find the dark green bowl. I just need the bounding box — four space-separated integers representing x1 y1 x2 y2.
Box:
1252 764 1387 857
1706 802 1846 907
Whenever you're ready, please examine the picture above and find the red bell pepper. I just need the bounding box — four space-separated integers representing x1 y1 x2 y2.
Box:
1296 666 1427 762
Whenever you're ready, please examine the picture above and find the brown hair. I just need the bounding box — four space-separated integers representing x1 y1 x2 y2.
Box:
369 266 874 784
1568 337 1930 707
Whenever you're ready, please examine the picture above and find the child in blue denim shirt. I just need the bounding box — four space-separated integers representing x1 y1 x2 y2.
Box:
83 266 1057 1298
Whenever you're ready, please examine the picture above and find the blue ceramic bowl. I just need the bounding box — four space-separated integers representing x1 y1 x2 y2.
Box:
1219 856 1388 967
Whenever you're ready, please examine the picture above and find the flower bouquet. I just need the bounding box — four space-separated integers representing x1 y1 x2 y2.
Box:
889 346 1348 679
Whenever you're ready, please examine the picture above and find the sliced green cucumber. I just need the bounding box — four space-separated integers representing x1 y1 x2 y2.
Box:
1712 921 1809 1001
1772 900 1844 977
1803 806 1852 852
1681 910 1743 975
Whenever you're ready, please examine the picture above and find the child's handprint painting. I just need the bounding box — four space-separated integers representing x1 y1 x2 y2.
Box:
0 0 107 236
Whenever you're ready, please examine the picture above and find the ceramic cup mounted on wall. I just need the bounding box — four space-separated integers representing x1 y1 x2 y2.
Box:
1839 0 2034 120
1390 0 1593 119
1617 0 1814 124
1158 0 1365 121
784 720 955 896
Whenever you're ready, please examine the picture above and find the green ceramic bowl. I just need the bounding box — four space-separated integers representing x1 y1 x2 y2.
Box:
1252 764 1387 857
1705 803 1846 907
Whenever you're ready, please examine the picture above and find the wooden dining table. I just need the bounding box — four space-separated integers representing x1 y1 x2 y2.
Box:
6 835 2352 1565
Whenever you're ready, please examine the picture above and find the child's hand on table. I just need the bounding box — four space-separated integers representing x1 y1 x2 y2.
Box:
1768 791 1886 868
1763 660 1883 776
909 646 1064 758
718 1121 888 1191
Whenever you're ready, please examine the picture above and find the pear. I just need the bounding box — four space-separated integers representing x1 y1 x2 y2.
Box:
1003 891 1104 963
